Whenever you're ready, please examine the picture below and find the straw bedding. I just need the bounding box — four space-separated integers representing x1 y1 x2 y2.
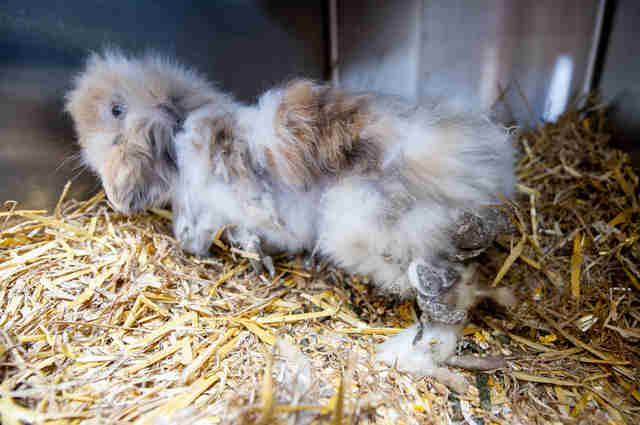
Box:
0 98 638 424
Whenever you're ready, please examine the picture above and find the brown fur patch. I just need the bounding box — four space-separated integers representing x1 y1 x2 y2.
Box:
199 114 251 182
263 147 276 170
273 80 381 187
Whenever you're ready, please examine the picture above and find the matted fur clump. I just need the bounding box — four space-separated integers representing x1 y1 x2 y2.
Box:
63 50 519 384
0 96 638 424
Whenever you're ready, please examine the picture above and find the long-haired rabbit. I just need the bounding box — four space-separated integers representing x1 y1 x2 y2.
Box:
66 50 517 388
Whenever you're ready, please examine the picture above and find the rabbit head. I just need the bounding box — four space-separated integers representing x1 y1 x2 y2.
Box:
65 50 226 214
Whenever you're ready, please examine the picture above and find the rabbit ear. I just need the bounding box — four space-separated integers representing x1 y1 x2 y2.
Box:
145 101 185 181
149 120 178 169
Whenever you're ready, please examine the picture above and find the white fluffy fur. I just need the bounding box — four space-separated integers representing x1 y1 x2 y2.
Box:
67 52 516 380
376 324 460 375
171 83 515 377
315 178 453 296
175 85 514 296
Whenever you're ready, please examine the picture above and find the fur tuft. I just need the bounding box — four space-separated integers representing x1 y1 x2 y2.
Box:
67 51 517 381
376 324 461 375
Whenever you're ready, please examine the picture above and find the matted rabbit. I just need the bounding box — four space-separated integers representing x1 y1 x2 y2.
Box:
65 50 517 386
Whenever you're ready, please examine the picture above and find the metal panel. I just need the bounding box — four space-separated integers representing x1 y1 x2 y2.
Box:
338 0 423 101
338 0 601 125
0 0 327 208
597 0 640 164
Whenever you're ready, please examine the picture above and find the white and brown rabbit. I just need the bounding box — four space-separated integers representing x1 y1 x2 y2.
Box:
66 50 517 386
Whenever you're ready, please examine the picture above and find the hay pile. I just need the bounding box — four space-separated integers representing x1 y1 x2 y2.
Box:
0 100 638 425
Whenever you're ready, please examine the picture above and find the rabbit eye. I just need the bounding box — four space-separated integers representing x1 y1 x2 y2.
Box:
111 103 125 119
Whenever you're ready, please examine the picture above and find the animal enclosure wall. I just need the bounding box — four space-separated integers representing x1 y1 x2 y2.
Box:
336 0 640 163
337 0 601 124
